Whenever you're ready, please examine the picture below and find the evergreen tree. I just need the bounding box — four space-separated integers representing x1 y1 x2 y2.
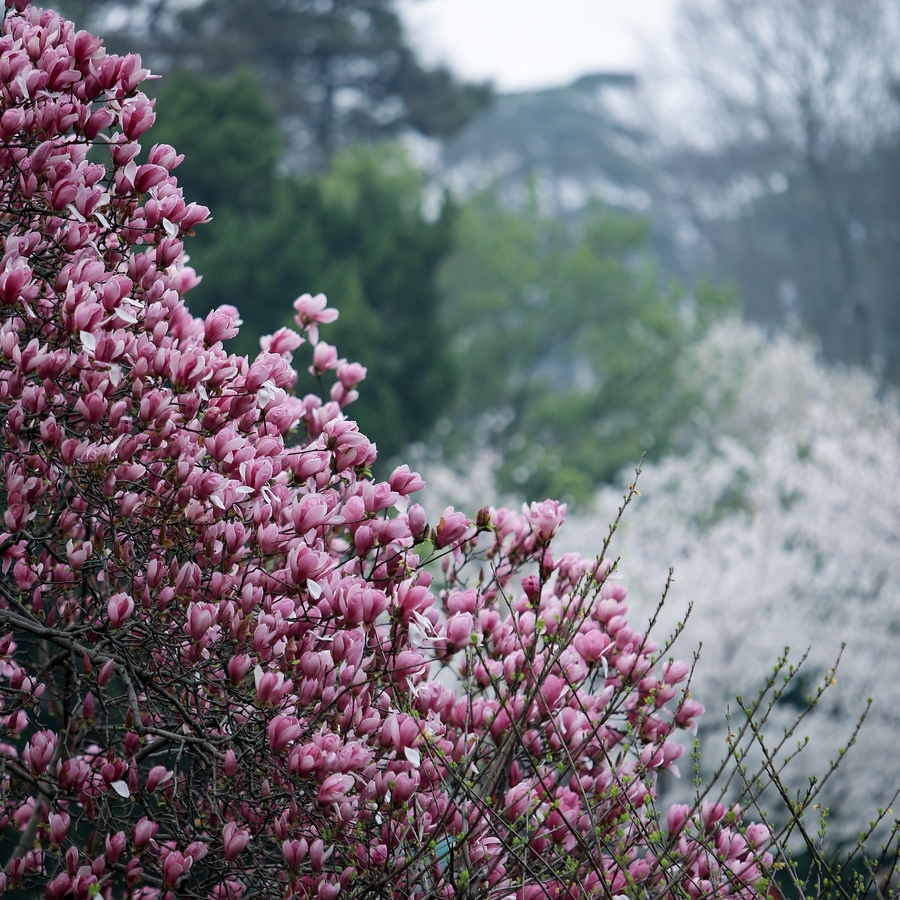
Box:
439 196 735 504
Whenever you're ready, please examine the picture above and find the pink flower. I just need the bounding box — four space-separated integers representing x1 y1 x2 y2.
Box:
309 839 333 873
337 361 367 389
162 851 192 887
504 782 534 820
94 658 116 688
105 832 126 865
259 326 304 357
204 306 242 345
663 660 691 685
133 817 158 849
435 507 472 548
676 698 705 735
186 603 215 641
407 503 427 539
524 498 567 542
65 539 92 570
254 667 293 706
282 838 308 870
48 811 70 845
573 629 612 665
268 715 302 754
389 464 426 496
146 765 172 793
310 342 344 376
227 654 252 686
120 93 156 140
318 773 354 806
45 873 71 900
291 493 334 534
24 730 56 774
222 822 251 861
107 593 134 629
293 292 339 344
148 143 184 171
445 612 475 650
392 771 419 804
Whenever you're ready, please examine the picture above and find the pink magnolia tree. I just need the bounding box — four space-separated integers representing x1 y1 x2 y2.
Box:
0 2 779 898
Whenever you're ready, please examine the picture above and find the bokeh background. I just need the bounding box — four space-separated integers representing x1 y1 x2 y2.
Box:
56 0 900 851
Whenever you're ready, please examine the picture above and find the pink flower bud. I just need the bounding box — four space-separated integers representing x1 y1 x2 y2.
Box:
663 660 691 685
392 771 419 804
133 817 158 848
162 851 192 888
504 782 534 820
97 659 116 687
145 765 172 793
309 838 332 872
282 838 308 870
445 612 474 650
46 872 71 900
353 524 375 557
187 603 214 641
24 730 56 774
105 831 126 865
268 715 302 754
48 811 70 845
407 504 427 539
107 593 134 629
318 882 340 900
676 698 705 735
125 859 143 881
227 654 252 686
222 822 251 861
318 773 354 806
701 802 728 831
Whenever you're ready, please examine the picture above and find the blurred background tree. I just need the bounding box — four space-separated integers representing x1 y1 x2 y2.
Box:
664 0 900 380
51 0 492 171
438 195 735 504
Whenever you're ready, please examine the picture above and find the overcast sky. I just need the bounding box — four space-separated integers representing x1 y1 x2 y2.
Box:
397 0 679 93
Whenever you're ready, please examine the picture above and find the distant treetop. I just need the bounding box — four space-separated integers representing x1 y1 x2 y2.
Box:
53 0 494 170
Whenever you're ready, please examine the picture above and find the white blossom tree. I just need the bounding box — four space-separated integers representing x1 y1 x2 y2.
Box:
567 320 900 843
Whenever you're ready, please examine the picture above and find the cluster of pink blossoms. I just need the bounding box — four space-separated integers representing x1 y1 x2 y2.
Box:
0 2 774 898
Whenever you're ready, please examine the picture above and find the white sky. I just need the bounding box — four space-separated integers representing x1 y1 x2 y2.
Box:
397 0 680 93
